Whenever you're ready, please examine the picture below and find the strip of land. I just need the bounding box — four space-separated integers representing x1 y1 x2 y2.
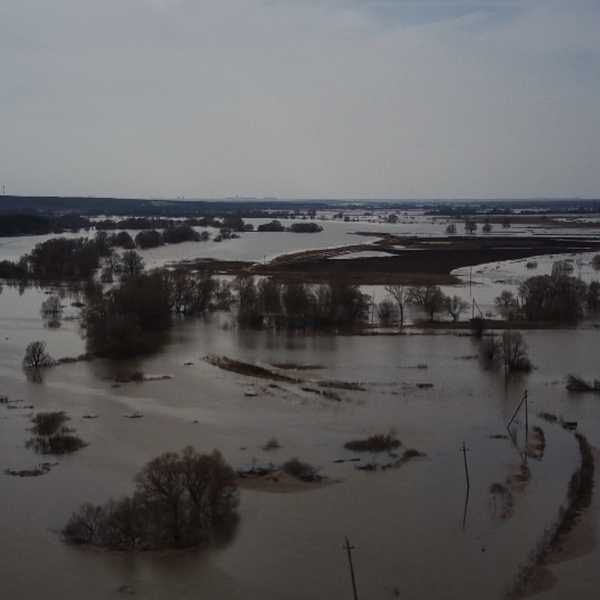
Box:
176 235 600 286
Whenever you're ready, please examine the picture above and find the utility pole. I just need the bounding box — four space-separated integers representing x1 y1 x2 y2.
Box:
507 390 529 442
460 441 470 492
343 537 359 600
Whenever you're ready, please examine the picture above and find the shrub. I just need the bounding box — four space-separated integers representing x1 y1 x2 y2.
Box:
30 411 69 436
26 433 87 455
344 434 401 453
281 458 320 482
263 437 281 451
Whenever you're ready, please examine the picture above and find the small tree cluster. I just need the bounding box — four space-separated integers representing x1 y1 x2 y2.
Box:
494 272 600 322
482 330 532 377
63 447 238 550
406 285 468 322
25 411 87 455
235 277 369 331
83 270 230 358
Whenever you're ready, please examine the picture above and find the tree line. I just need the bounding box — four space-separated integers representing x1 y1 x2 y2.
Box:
82 269 231 358
495 269 600 322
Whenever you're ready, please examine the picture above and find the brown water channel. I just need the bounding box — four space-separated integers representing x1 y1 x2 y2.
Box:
1 281 600 598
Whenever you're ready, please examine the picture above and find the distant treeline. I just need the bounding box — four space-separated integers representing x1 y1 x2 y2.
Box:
2 195 600 219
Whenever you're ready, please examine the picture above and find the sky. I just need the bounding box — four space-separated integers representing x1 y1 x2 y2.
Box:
1 0 599 200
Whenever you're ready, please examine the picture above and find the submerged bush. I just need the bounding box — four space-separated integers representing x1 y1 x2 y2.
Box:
26 433 87 455
344 434 402 453
30 411 69 436
26 411 86 455
281 458 320 482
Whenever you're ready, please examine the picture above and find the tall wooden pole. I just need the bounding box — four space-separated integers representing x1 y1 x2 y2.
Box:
344 537 359 600
460 442 470 492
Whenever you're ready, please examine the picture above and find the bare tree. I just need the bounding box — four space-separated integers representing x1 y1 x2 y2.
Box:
464 219 477 234
443 295 468 321
120 250 145 275
384 284 409 326
40 295 62 318
62 502 105 544
407 285 446 321
498 331 532 383
23 341 53 368
494 290 517 308
377 299 398 326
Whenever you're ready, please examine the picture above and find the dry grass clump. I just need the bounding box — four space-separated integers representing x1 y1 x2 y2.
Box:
525 426 546 460
537 411 558 423
113 371 144 383
344 433 402 453
490 461 532 520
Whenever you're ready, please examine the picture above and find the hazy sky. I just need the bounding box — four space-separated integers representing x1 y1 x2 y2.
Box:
1 0 599 199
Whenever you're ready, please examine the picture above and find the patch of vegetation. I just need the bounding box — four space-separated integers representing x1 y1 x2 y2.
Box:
25 412 87 455
4 462 57 477
281 458 321 482
344 434 402 453
524 426 546 460
263 437 281 451
26 433 87 455
30 411 69 436
565 374 600 392
537 411 558 423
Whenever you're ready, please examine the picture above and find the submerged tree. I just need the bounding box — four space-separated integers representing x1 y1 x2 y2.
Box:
407 285 446 321
63 447 239 550
23 341 54 368
40 295 62 318
384 284 409 326
443 295 468 322
498 330 532 377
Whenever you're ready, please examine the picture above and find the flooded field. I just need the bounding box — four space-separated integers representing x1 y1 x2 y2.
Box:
1 218 600 599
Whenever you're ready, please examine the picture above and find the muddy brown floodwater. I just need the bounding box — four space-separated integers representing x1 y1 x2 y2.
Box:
2 221 600 598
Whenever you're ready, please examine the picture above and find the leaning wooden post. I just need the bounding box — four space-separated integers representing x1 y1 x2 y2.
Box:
524 390 529 442
344 537 359 600
507 390 528 438
460 442 470 492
